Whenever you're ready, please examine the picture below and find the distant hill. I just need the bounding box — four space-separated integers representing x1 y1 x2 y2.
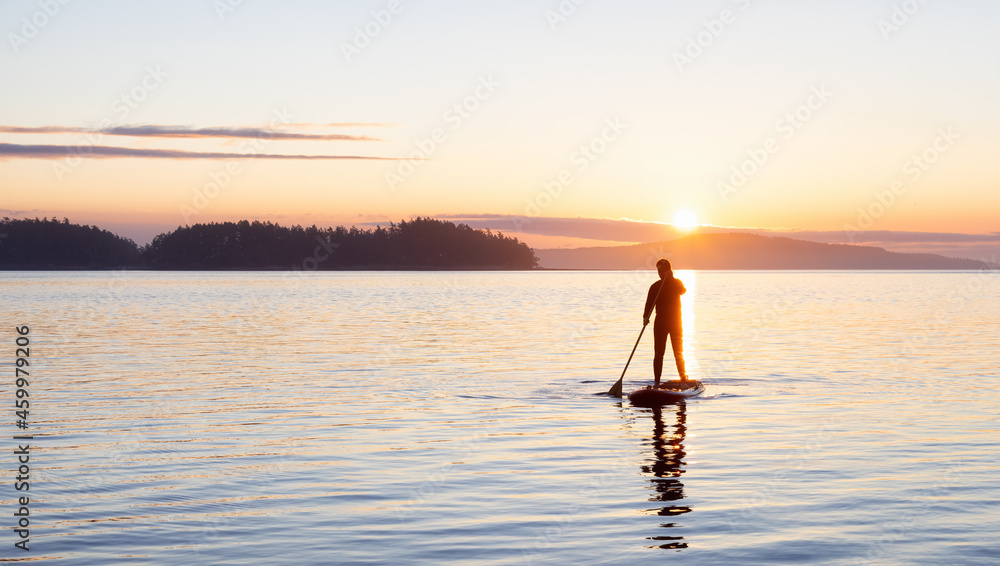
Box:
536 232 993 270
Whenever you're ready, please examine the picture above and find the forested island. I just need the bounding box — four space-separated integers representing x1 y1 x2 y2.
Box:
0 217 539 270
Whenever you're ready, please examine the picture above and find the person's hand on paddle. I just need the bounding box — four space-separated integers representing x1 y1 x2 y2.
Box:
643 317 650 326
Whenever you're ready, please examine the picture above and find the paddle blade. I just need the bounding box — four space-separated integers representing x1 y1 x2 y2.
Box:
607 378 623 397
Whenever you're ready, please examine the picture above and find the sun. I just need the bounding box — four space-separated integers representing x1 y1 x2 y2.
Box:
672 209 699 231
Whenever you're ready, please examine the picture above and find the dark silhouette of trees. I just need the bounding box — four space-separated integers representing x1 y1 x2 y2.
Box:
143 220 313 269
143 217 538 269
376 217 538 269
0 216 537 270
0 217 140 268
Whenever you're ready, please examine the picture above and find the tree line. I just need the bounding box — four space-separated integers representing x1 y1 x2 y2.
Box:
0 217 538 270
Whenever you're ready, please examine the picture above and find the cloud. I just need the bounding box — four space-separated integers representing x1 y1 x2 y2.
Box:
288 122 398 129
0 124 383 141
772 229 1000 244
0 208 47 217
0 143 399 160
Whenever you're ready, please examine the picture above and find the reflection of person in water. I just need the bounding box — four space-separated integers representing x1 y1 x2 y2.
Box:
642 403 691 549
642 259 687 388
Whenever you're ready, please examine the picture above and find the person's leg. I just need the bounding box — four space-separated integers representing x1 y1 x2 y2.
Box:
653 321 666 387
669 325 686 381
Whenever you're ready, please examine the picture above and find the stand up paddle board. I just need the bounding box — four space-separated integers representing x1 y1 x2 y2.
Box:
628 379 704 407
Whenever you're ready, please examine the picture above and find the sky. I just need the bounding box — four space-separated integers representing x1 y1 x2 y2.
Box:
2 0 999 259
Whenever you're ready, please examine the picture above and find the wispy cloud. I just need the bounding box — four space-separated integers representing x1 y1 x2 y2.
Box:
0 208 47 217
0 124 383 141
788 230 1000 244
0 143 399 160
288 122 398 129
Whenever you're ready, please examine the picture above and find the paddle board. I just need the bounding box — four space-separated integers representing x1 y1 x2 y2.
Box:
628 379 704 407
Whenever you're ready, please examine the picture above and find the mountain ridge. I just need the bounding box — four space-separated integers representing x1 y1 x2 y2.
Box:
536 232 996 270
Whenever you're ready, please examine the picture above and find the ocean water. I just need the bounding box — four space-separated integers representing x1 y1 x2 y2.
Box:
1 270 998 565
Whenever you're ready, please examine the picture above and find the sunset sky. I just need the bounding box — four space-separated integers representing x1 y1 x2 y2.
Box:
2 0 998 258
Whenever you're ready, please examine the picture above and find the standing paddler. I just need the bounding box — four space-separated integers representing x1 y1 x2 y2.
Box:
643 259 687 388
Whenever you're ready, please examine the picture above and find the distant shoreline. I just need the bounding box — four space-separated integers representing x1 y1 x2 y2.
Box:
4 218 997 271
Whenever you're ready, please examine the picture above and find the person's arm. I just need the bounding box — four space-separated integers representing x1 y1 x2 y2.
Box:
643 282 657 324
677 278 687 295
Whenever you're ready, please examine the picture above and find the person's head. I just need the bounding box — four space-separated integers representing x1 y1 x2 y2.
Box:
656 258 672 279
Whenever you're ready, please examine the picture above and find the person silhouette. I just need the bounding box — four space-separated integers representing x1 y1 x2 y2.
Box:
643 259 687 388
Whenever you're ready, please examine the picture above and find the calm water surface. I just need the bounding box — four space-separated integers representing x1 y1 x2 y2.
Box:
1 271 998 565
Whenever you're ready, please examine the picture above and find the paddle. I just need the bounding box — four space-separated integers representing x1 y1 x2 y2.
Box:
607 274 665 397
